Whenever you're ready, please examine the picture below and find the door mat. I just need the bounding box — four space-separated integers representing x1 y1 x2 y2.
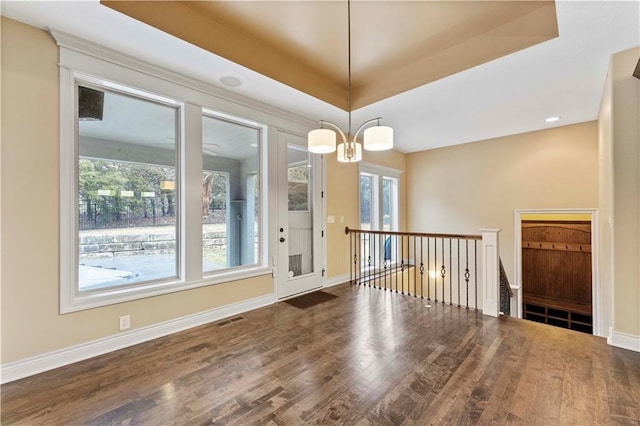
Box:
284 290 337 309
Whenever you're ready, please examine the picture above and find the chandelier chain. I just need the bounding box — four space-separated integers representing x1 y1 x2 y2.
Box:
307 0 393 160
347 0 352 138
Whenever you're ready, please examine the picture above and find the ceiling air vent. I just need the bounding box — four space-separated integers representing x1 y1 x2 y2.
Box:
78 86 104 121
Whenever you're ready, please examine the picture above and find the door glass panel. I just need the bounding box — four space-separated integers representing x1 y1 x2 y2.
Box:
287 144 313 277
288 164 309 211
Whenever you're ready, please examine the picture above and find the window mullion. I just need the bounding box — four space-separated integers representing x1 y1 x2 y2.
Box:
376 175 384 230
183 103 203 282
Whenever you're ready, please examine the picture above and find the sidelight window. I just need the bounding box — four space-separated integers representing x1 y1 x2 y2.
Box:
359 163 400 268
359 165 399 232
202 114 261 272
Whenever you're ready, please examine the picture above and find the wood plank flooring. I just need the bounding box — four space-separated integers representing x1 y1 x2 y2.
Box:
2 283 639 425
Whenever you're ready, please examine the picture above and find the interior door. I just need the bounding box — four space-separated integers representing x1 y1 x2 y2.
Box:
277 131 324 298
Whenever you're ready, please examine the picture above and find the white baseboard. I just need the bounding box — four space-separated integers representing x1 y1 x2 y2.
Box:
324 273 350 288
0 293 275 384
607 329 640 352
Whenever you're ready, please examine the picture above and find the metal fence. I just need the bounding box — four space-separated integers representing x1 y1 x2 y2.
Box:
79 198 176 230
79 199 228 230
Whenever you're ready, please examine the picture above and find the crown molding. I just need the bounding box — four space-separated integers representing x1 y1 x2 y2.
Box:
48 28 317 129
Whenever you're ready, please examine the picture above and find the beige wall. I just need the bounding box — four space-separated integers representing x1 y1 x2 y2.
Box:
598 51 615 340
599 47 640 339
0 18 274 364
325 149 407 279
2 15 632 368
406 122 599 286
0 17 406 365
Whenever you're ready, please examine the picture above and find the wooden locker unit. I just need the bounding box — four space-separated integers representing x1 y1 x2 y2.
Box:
522 221 593 334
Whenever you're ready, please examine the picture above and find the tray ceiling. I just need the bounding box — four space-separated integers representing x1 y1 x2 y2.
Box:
101 0 558 111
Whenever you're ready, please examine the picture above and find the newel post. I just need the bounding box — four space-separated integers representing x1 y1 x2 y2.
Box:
480 229 501 317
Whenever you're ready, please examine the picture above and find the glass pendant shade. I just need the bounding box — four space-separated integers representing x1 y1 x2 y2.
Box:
337 142 362 163
363 125 394 151
308 128 336 154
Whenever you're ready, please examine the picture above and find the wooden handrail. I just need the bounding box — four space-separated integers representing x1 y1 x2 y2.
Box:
344 227 482 240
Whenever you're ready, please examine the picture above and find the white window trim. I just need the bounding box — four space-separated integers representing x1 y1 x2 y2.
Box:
359 161 403 180
56 33 314 313
201 110 266 275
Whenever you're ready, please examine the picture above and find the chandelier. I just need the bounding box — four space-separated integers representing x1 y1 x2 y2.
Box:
307 0 393 162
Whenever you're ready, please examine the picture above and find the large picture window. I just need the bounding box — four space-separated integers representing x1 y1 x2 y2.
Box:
60 66 269 313
78 84 179 291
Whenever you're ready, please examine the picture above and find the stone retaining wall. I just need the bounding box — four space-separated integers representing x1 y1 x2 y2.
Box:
79 230 226 258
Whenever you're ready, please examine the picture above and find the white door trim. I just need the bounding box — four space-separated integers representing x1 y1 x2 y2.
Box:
275 131 325 299
513 208 604 336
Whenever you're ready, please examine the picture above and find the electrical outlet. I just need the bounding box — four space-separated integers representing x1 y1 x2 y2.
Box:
119 314 131 331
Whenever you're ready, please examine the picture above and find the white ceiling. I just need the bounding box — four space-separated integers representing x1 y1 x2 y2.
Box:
2 1 639 153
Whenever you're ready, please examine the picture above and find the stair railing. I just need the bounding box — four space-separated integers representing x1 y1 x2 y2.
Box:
345 227 501 316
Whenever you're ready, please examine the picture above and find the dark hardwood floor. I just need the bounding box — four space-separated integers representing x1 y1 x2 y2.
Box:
2 283 639 425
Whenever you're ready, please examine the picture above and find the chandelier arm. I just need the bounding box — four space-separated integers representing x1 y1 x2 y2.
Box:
352 117 383 142
319 120 348 144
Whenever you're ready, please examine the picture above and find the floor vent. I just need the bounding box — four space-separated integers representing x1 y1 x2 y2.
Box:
216 316 246 327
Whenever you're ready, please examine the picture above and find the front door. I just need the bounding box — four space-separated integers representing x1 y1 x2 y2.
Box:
277 131 324 298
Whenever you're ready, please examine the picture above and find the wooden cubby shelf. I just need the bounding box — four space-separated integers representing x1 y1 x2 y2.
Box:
523 296 592 334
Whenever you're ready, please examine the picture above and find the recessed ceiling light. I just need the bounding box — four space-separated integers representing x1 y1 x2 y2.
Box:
545 116 560 123
220 76 242 88
250 143 258 148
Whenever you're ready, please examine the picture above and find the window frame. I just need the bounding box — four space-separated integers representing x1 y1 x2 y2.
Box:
358 162 401 270
75 79 183 294
201 110 264 274
59 50 273 313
